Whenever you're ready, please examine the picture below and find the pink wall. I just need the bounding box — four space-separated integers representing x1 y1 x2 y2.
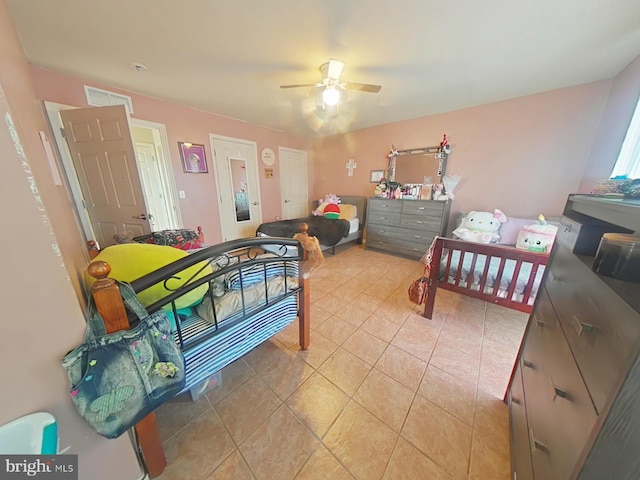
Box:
579 54 640 193
0 1 142 477
31 66 312 244
313 81 611 226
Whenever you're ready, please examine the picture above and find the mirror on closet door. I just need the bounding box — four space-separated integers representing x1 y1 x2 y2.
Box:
229 158 250 222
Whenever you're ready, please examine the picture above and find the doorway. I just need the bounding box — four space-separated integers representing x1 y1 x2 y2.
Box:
45 102 181 246
279 147 309 219
211 135 262 240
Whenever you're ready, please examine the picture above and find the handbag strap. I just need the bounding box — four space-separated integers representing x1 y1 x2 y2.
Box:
84 281 150 341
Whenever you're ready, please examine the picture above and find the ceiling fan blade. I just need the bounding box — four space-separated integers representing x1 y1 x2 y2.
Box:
341 82 382 93
326 59 345 80
280 83 323 89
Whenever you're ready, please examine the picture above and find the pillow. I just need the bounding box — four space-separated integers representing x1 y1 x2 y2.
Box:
313 202 328 216
86 243 212 309
338 203 357 221
497 217 536 245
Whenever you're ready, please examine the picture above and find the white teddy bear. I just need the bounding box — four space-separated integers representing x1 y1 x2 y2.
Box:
453 209 507 244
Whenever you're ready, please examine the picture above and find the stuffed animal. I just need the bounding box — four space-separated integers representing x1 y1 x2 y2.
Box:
293 230 325 278
516 215 558 253
452 209 507 244
313 193 341 216
113 231 135 244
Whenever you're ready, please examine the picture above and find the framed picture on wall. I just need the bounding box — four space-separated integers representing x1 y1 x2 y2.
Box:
370 169 385 183
179 142 208 173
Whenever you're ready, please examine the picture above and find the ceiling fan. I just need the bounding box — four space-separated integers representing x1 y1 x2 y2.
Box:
280 59 381 106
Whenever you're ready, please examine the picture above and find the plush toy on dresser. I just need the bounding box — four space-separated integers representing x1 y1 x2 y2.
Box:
452 209 508 244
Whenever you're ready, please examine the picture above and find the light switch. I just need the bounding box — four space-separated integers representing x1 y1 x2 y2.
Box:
179 190 186 199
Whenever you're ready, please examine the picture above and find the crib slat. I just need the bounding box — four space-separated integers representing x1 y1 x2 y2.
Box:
87 261 166 478
506 260 523 301
492 257 508 297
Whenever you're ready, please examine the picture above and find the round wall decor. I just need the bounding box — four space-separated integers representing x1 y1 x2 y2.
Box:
261 147 276 166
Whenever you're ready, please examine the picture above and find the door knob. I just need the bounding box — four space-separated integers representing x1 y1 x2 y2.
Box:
284 199 291 203
251 202 259 206
133 213 149 220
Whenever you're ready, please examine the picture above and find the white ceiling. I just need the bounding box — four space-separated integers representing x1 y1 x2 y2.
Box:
6 0 640 138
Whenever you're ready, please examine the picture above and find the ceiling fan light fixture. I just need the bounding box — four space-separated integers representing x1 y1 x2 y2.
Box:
322 87 340 106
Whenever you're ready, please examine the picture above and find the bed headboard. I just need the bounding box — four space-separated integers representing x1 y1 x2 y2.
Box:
339 195 367 230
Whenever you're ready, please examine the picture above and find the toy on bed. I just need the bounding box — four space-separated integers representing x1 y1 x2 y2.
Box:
452 209 507 244
515 215 558 253
313 193 341 218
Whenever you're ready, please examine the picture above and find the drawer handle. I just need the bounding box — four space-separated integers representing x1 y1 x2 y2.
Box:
380 217 387 220
418 206 425 210
523 359 534 369
573 315 594 336
379 230 386 233
416 221 423 224
381 205 388 208
550 377 570 401
529 429 550 455
414 235 422 239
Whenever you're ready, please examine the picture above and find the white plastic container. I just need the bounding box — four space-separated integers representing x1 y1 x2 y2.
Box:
189 371 223 401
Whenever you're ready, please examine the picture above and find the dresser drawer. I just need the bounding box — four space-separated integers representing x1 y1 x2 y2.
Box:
366 224 402 240
394 229 436 247
522 290 598 480
367 211 402 226
401 200 444 216
368 198 403 214
546 244 640 413
400 214 442 232
509 360 533 480
366 234 425 259
556 214 631 256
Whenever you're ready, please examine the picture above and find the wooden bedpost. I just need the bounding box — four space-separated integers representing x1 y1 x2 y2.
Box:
297 223 311 350
87 261 167 478
87 240 100 259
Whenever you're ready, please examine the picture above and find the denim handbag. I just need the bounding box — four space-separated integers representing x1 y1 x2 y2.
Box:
62 282 185 439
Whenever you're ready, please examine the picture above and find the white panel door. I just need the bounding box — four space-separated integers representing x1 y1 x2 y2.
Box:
279 147 309 219
135 142 173 231
211 135 262 240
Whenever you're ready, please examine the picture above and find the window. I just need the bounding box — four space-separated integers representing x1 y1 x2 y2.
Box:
611 94 640 179
83 86 134 115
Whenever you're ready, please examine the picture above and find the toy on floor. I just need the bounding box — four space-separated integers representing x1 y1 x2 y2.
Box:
452 209 507 244
516 215 558 253
293 224 325 278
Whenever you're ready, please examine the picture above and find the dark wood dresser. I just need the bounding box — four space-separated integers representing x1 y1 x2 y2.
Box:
508 194 640 480
365 197 451 260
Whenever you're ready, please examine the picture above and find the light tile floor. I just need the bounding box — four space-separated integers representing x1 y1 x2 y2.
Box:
156 244 527 480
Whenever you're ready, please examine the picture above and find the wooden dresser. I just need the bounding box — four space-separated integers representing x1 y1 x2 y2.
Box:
365 197 451 259
508 194 640 480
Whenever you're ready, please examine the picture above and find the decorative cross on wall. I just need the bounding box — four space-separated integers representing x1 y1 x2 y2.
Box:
346 158 357 177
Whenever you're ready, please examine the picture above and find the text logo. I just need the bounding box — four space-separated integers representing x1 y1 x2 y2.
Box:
1 455 77 479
